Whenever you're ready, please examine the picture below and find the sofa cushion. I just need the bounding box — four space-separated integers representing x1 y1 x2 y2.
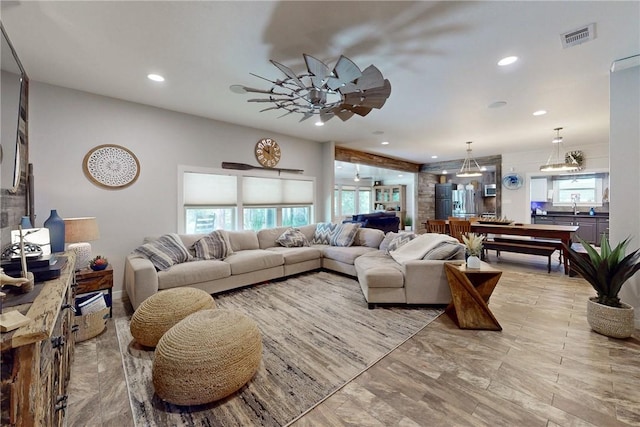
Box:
379 232 398 253
224 249 284 275
257 226 288 249
157 259 231 290
312 222 337 244
266 246 322 264
321 245 377 265
134 233 192 271
354 252 404 288
387 232 417 253
353 227 385 248
227 230 260 251
192 230 233 260
390 233 461 264
330 223 360 247
276 228 310 248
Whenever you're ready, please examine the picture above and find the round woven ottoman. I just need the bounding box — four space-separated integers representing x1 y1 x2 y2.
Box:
152 309 263 406
130 287 216 348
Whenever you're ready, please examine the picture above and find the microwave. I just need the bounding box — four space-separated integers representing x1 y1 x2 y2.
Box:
484 184 497 197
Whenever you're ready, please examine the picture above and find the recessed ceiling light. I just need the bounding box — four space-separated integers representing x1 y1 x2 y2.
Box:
442 170 448 174
315 121 324 127
533 110 547 116
147 73 165 82
381 141 389 145
498 56 518 66
398 174 403 178
336 165 342 169
431 155 438 159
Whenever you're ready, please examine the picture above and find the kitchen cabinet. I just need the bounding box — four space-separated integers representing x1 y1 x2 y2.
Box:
435 183 452 220
530 178 548 202
373 185 406 223
532 214 607 245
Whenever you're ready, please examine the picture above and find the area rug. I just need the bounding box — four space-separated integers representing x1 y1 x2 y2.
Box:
116 270 444 426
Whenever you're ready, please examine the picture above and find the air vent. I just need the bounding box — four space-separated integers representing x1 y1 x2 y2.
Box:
561 23 596 48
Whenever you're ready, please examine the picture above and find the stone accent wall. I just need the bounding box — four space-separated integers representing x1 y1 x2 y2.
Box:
416 172 440 233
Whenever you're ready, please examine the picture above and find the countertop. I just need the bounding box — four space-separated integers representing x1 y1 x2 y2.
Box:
531 211 609 218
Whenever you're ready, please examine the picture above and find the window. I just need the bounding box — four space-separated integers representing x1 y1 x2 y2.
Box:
334 185 371 220
180 168 314 233
552 176 604 206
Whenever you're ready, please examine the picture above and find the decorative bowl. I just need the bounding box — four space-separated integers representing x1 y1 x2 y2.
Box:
90 263 108 271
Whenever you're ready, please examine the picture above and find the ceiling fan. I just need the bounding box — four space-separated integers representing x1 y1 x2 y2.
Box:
231 54 391 123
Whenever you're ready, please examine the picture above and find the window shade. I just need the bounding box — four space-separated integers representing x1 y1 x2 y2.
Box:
243 177 313 206
184 173 237 205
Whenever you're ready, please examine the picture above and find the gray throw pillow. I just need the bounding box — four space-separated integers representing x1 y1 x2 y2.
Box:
379 232 399 252
134 233 192 271
312 222 337 245
276 228 310 248
387 232 417 253
192 230 233 260
330 223 361 247
422 241 463 260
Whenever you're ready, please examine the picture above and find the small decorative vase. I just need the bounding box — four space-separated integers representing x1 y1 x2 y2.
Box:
466 255 481 269
586 297 635 339
44 209 65 253
20 216 33 229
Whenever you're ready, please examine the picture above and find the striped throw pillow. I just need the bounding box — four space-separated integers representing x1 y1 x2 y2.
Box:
193 230 233 260
134 233 192 271
276 228 310 248
330 223 361 247
312 223 337 245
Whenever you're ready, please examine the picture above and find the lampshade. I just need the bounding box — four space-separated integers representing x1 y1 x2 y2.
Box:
64 217 100 270
539 127 580 172
456 141 483 178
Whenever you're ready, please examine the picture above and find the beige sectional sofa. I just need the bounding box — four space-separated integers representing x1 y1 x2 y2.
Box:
124 224 464 310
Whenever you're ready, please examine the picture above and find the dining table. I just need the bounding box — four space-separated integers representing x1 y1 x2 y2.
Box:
470 222 579 275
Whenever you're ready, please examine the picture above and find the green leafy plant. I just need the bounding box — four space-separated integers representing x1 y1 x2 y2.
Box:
404 216 412 227
564 235 640 307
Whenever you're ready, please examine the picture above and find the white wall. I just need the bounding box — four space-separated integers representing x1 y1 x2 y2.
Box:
610 58 640 326
29 82 329 299
501 143 610 223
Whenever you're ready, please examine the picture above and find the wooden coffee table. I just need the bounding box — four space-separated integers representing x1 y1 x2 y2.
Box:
444 261 502 331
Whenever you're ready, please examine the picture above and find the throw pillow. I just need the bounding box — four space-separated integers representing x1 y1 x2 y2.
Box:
312 222 337 245
134 233 192 271
192 230 233 260
387 232 417 253
379 232 399 252
276 228 310 248
330 223 361 247
422 241 463 260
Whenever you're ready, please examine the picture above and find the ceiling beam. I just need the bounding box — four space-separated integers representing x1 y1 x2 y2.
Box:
335 147 421 173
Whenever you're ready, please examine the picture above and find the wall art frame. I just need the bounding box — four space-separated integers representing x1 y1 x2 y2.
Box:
83 144 140 189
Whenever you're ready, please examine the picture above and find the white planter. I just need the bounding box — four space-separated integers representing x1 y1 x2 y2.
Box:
466 255 481 269
404 226 412 231
586 297 635 339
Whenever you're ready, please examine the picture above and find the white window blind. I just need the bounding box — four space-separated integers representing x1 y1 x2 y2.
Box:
243 177 313 206
184 172 237 205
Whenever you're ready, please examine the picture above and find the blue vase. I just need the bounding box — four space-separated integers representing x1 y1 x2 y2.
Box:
20 216 33 229
44 209 65 253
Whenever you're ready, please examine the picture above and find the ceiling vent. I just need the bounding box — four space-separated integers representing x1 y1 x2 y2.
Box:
561 23 596 48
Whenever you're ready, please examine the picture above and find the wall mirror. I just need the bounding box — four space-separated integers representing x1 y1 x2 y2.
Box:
1 23 28 194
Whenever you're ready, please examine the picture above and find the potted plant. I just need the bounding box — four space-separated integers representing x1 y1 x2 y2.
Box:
404 216 413 231
462 232 484 269
564 235 640 338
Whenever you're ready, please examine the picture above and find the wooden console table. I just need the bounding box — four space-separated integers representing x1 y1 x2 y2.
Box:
444 261 502 331
1 253 76 426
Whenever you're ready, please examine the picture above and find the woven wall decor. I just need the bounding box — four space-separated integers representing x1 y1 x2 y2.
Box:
83 144 140 189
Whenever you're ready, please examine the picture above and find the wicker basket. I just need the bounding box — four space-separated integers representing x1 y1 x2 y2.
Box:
586 297 635 339
74 307 110 342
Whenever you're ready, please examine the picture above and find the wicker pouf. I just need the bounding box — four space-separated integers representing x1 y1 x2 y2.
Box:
152 309 263 406
130 287 216 347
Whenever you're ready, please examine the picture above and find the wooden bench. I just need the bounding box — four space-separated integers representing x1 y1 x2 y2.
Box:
493 236 564 263
483 240 556 273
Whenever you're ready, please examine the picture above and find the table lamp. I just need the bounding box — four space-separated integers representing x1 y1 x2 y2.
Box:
64 217 100 270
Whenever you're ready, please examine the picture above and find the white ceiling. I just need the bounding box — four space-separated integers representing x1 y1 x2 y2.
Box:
2 1 639 174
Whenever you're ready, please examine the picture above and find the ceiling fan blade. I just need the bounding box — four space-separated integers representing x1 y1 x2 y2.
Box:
343 92 365 105
355 65 385 91
319 111 335 123
333 108 355 122
240 86 275 94
248 98 278 102
260 106 282 112
327 55 362 90
270 60 306 90
347 105 373 117
276 110 297 118
298 112 315 122
303 54 330 89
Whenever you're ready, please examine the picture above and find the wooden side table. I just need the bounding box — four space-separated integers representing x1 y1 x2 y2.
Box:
444 261 502 331
75 265 114 317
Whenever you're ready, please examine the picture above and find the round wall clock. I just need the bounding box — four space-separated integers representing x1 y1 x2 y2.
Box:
83 144 140 189
255 138 281 168
502 173 524 190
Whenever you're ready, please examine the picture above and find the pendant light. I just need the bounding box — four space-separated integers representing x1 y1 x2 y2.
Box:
539 127 580 172
456 141 483 177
